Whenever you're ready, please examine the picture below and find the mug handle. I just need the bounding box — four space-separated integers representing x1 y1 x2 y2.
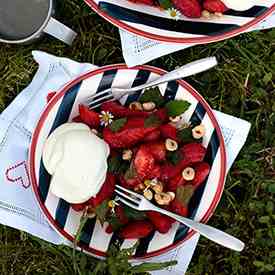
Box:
43 17 77 45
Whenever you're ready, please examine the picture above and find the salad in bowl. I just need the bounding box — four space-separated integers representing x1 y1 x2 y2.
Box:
29 64 226 258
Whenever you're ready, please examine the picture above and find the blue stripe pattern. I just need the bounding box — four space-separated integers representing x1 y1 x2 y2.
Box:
164 81 179 102
79 218 97 245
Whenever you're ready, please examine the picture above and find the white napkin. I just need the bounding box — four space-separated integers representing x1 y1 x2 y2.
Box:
120 12 275 67
0 51 250 274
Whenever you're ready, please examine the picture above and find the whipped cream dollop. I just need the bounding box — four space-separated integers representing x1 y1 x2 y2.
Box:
42 123 110 204
221 0 256 11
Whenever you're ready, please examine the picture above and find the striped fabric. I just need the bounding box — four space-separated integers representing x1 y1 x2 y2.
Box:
32 67 225 258
92 0 273 39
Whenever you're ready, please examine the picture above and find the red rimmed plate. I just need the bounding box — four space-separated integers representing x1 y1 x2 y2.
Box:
29 64 226 259
84 0 275 44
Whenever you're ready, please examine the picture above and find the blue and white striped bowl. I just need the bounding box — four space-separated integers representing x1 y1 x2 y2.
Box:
85 0 275 44
29 64 226 259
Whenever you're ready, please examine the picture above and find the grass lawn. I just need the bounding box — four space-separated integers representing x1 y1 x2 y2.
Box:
0 1 275 274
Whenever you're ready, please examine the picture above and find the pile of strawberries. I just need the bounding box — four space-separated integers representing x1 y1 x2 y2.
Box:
70 90 210 239
129 0 228 18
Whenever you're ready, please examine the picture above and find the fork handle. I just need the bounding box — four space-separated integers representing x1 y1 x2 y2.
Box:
155 207 244 252
112 57 218 98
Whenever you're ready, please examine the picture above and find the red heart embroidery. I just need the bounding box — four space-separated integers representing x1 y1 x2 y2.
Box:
5 161 31 189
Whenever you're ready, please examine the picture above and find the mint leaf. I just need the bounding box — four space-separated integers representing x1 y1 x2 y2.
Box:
139 87 165 107
124 205 147 220
176 185 195 206
108 155 129 174
177 128 195 143
95 200 109 225
166 151 182 165
165 100 191 117
144 114 162 128
109 117 127 132
157 0 173 9
130 261 177 273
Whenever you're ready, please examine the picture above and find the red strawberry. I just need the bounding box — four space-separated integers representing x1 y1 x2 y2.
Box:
119 220 154 239
147 211 174 233
161 159 189 182
172 0 202 18
181 143 206 163
203 0 228 13
146 141 166 162
72 115 82 123
78 104 100 128
123 117 145 129
143 129 161 142
150 164 161 179
191 162 210 187
167 173 187 191
71 202 87 212
154 108 169 122
103 126 156 148
134 146 155 180
101 101 149 118
46 92 56 103
119 175 142 189
128 0 155 6
89 173 116 207
160 124 178 142
170 199 188 217
105 224 113 234
115 205 129 225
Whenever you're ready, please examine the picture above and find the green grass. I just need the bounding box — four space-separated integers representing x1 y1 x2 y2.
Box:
1 0 275 274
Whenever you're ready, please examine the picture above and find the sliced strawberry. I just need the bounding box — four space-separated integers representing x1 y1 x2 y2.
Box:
150 164 161 179
101 101 149 118
181 143 206 163
119 220 154 239
128 0 155 6
161 159 189 182
191 162 210 187
103 126 156 148
170 199 188 217
46 92 56 103
71 202 87 212
167 173 187 192
72 115 82 123
115 205 129 225
143 129 161 142
78 104 100 128
146 141 166 162
89 173 116 207
172 0 202 18
147 211 174 234
203 0 228 13
134 146 155 180
160 124 178 142
105 224 113 234
119 175 142 189
123 117 145 129
154 108 169 123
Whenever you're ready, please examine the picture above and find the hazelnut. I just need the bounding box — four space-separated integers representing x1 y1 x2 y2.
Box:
169 115 181 123
143 189 153 200
214 12 223 18
192 124 205 139
155 192 172 205
201 10 211 18
152 181 164 194
134 183 145 192
142 102 156 111
182 167 195 181
167 191 175 201
165 138 178 151
122 149 133 161
129 101 143 111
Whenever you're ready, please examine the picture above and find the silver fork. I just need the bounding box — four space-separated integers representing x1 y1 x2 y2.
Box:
87 57 217 109
115 185 245 252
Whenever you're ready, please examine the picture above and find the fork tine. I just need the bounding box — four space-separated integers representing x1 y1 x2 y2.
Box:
115 189 140 204
117 197 139 210
89 98 116 110
115 185 143 199
88 94 114 108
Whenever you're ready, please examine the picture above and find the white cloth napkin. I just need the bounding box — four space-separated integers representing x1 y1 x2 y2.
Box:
120 12 275 67
0 51 250 274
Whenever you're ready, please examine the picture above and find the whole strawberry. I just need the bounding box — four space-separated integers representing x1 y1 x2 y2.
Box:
119 220 154 239
203 0 228 13
172 0 202 18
